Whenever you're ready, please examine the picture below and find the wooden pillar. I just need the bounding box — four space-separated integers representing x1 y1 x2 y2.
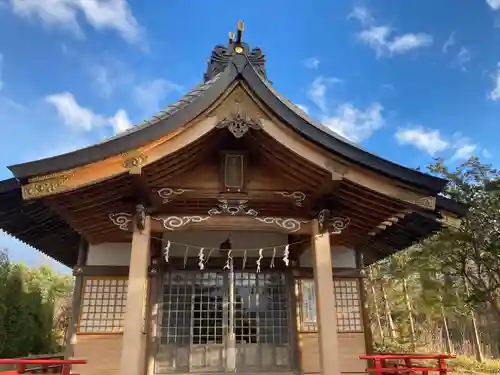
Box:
356 249 375 369
65 237 88 359
311 219 341 375
146 273 159 375
119 215 151 375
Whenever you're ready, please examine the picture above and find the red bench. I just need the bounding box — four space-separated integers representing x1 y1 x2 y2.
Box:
360 354 455 375
0 359 87 374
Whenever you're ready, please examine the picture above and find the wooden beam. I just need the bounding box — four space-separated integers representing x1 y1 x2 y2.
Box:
291 267 363 278
306 175 342 214
73 265 130 277
150 215 313 234
437 210 462 229
129 167 153 208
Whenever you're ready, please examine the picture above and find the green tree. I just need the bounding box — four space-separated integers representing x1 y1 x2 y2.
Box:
426 157 500 321
0 249 73 358
366 157 500 359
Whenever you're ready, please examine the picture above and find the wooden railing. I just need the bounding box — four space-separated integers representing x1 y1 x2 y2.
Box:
0 356 86 375
360 354 455 375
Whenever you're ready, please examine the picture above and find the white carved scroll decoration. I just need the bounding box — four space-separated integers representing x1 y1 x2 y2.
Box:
152 216 211 231
253 217 309 233
155 188 192 204
109 213 133 231
330 216 350 234
208 199 258 216
274 191 306 206
317 209 351 234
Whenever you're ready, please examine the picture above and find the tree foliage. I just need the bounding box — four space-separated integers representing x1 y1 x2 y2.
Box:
427 157 500 318
0 249 73 358
366 157 500 359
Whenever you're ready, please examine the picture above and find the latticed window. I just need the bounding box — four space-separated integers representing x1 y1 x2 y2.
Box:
295 278 363 333
78 277 128 333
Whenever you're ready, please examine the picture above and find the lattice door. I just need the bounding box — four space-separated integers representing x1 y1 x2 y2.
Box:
154 271 291 373
155 272 226 373
232 272 291 371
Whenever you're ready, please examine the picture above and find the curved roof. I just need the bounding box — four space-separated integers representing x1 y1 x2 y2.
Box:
8 40 446 193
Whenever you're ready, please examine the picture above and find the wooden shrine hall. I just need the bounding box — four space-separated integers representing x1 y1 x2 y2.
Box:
0 22 466 375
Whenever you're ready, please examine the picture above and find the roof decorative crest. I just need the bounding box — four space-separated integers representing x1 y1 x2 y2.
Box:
215 111 262 138
204 20 267 82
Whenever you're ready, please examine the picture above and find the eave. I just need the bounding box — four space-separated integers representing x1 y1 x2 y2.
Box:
358 195 466 265
0 179 80 266
0 176 467 268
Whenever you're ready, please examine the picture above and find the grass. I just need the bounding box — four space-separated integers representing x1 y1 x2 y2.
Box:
450 355 500 374
374 341 500 374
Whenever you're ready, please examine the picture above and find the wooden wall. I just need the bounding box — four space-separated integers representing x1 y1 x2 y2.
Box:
71 270 368 375
294 276 369 375
298 332 367 374
73 335 123 375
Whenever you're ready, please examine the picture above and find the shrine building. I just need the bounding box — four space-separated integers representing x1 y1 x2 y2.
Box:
0 22 467 375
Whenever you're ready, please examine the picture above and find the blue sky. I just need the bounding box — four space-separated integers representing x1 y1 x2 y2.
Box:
1 0 500 271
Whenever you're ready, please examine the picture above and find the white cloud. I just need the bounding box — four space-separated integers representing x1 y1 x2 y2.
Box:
442 31 456 53
489 64 500 101
78 0 142 43
46 92 104 131
350 7 433 57
388 33 433 54
109 109 132 133
307 76 341 113
456 46 471 71
450 134 478 160
359 26 433 56
87 57 133 97
133 79 183 114
45 92 131 134
296 104 309 114
0 94 99 166
11 0 81 35
90 65 114 97
10 0 143 44
358 26 391 56
90 64 113 97
441 31 471 71
395 126 449 155
306 75 383 142
348 6 374 27
487 0 500 10
322 103 385 143
483 149 493 158
452 143 477 160
84 57 182 116
395 127 484 160
304 57 320 69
